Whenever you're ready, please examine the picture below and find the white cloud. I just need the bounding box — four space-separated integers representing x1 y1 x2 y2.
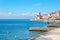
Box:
8 12 12 15
20 12 37 17
0 12 37 19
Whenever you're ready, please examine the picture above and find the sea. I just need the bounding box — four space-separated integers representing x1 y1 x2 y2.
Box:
0 19 54 40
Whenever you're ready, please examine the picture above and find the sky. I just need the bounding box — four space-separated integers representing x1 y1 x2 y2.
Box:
0 0 60 19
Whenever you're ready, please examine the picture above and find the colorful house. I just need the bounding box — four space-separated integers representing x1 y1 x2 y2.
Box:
42 14 49 19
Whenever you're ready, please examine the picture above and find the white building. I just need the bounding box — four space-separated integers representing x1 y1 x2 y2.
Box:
35 12 42 20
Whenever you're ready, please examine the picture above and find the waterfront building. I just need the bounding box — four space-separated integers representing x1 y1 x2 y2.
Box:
48 12 52 18
42 14 49 20
35 12 42 20
51 10 60 19
56 10 60 17
34 10 60 21
48 12 54 20
53 10 60 21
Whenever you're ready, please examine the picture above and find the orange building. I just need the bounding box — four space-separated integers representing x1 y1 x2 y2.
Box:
42 14 49 19
58 10 60 17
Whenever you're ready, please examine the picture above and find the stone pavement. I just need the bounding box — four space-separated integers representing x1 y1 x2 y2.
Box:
34 28 60 40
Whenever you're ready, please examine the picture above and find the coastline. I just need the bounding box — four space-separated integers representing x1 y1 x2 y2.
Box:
29 27 56 40
34 27 60 40
29 22 60 40
30 19 54 22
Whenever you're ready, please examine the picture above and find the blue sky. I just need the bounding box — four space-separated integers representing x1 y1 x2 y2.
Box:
0 0 60 19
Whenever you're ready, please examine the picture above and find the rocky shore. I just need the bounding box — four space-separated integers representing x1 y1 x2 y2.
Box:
30 22 60 40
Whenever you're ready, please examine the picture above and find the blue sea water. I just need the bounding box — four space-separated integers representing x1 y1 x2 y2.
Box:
0 19 54 40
